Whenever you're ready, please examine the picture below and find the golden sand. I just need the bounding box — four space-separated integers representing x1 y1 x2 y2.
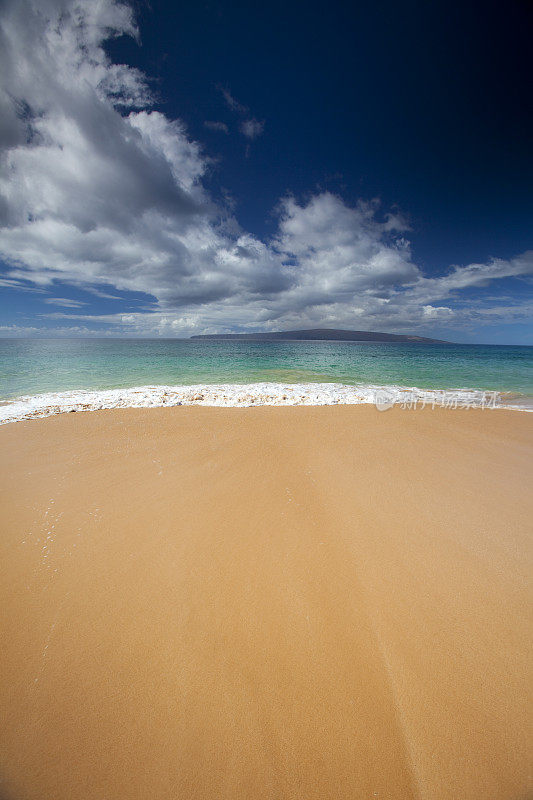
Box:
0 406 531 800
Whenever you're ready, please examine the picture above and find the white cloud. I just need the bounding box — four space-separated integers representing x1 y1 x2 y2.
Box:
422 305 454 320
0 0 531 339
0 323 115 337
275 193 418 292
219 86 264 142
84 286 123 300
0 0 285 310
204 121 229 134
43 297 86 307
220 87 246 114
240 119 264 140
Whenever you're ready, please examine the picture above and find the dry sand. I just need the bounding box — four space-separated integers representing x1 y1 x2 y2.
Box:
0 405 531 800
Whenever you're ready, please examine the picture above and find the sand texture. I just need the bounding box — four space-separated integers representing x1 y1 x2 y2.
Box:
0 406 531 799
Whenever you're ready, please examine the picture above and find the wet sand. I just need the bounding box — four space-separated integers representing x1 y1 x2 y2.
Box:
0 406 531 800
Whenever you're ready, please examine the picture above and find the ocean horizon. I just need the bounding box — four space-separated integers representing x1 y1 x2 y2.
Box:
1 338 532 422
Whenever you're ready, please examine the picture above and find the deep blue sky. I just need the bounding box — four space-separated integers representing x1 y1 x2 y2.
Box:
0 0 532 342
117 0 532 267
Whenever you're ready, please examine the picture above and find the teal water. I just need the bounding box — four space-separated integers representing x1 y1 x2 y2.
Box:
1 338 532 401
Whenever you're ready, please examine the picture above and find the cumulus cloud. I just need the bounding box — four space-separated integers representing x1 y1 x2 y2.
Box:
0 0 531 339
275 193 417 292
0 0 285 310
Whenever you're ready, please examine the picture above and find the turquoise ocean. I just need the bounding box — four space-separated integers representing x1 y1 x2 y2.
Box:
0 338 532 421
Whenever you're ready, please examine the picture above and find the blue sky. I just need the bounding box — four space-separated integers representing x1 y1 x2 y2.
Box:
0 0 532 342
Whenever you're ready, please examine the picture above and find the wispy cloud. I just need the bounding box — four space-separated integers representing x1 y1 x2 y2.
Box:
0 277 46 292
204 120 229 134
43 297 87 308
219 85 265 143
84 287 123 300
240 119 264 140
220 87 247 114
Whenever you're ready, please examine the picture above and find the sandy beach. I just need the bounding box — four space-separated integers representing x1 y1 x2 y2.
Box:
0 405 531 800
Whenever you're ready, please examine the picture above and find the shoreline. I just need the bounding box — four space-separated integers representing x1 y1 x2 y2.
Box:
0 381 531 425
1 405 531 800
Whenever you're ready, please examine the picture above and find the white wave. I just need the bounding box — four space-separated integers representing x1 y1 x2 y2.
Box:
0 382 527 425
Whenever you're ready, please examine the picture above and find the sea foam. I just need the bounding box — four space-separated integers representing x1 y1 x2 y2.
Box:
0 382 527 425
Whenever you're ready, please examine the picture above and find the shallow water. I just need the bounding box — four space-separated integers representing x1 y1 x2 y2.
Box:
1 339 532 401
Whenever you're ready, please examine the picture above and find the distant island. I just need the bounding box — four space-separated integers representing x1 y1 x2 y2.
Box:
190 328 449 343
